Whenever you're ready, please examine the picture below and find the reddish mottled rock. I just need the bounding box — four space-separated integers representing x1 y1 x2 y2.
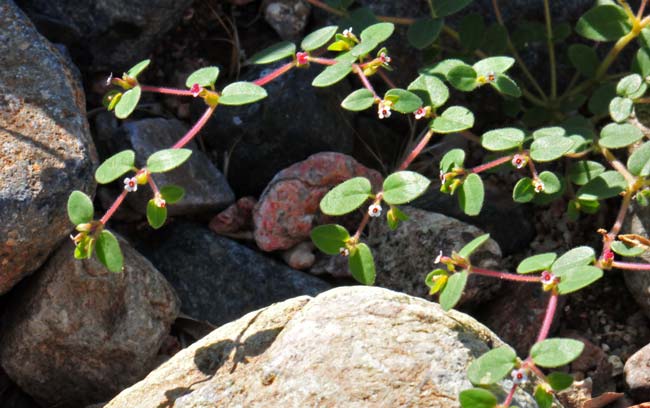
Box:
253 152 382 252
626 342 650 402
209 196 257 235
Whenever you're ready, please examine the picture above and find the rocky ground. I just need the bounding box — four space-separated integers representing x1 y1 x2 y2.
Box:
2 0 650 407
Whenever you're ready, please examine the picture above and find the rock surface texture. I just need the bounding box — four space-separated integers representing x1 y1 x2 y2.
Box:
263 0 311 40
94 115 234 215
0 1 97 295
622 203 650 320
138 222 330 325
104 287 542 408
254 152 383 252
0 239 179 408
625 342 650 403
15 0 194 70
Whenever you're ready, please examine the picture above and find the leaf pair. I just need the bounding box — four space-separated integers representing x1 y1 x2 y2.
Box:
95 149 193 185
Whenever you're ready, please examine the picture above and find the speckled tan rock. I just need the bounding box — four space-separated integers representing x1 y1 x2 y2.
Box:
104 287 545 408
0 0 97 294
0 238 179 408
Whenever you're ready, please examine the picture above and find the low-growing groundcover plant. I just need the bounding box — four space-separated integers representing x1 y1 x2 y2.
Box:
64 0 650 406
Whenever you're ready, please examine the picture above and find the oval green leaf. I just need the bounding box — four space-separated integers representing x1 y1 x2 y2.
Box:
440 148 465 172
530 134 574 162
312 54 354 87
531 338 585 367
249 41 296 64
490 74 522 98
609 96 633 123
382 171 430 205
481 127 524 151
301 25 338 51
430 106 475 134
360 22 394 44
320 177 372 216
146 148 192 173
160 185 185 204
599 123 644 149
556 265 603 294
628 142 650 176
95 150 136 184
185 66 220 88
127 59 151 78
547 372 575 391
114 86 141 119
539 171 562 194
459 173 484 216
467 346 517 385
611 240 645 257
473 57 515 76
459 233 491 259
517 252 557 274
552 246 596 273
407 74 449 108
147 199 167 229
67 190 94 225
384 88 423 113
568 160 605 186
513 177 535 203
447 64 478 92
407 17 443 50
439 270 468 311
311 224 350 255
220 82 268 105
341 89 375 111
95 230 123 273
348 243 376 285
459 388 498 408
576 4 631 42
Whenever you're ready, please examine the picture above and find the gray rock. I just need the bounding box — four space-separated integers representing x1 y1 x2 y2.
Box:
623 203 650 320
624 342 650 403
104 287 547 408
200 62 354 196
93 115 235 216
0 238 179 408
15 0 193 71
137 221 331 325
0 1 97 295
264 0 311 40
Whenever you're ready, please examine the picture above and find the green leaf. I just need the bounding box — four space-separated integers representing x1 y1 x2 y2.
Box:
348 243 376 285
459 388 498 408
351 40 379 57
160 185 185 204
185 67 220 88
513 177 535 203
531 338 585 367
473 57 515 76
481 127 524 151
611 240 645 257
576 170 627 201
114 86 141 119
557 265 603 294
407 17 443 49
490 74 522 98
589 83 617 116
439 270 468 311
459 234 490 259
530 135 574 162
535 385 553 408
517 252 557 274
249 41 296 64
617 74 643 97
382 171 430 205
407 74 449 107
459 173 484 216
425 269 448 294
429 0 473 18
301 26 338 51
568 160 605 186
127 59 150 78
430 106 475 134
467 346 517 385
633 48 650 77
609 97 633 123
146 199 167 229
387 206 409 230
547 372 574 391
576 4 631 42
95 150 135 184
341 89 375 111
440 148 465 172
312 53 354 87
552 246 596 272
539 171 562 194
360 22 394 43
599 123 644 149
146 149 192 173
310 224 350 255
219 82 268 105
67 191 94 225
421 58 465 78
447 64 478 92
568 44 598 78
320 177 372 216
384 89 422 113
95 230 123 273
628 141 650 176
533 126 565 139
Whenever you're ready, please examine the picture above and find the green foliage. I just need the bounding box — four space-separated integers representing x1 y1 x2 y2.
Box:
407 18 443 49
67 191 94 225
310 224 350 255
250 42 296 64
95 150 136 184
531 338 585 367
384 89 423 113
160 185 185 204
576 171 627 201
186 67 220 88
458 173 484 216
341 89 375 111
611 240 645 257
568 161 606 185
481 128 524 151
575 4 631 42
458 233 490 259
382 171 430 205
467 346 517 385
535 385 553 408
146 200 167 229
95 230 123 273
628 142 650 176
439 270 468 311
147 149 192 173
547 372 575 391
320 177 372 216
312 54 355 87
126 59 150 78
301 26 339 51
517 252 557 274
219 82 268 105
115 86 141 119
447 64 478 92
568 44 598 78
529 135 574 162
349 243 376 285
407 74 449 107
459 388 497 408
430 106 475 133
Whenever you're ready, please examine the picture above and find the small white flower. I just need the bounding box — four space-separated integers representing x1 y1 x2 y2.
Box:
486 72 496 82
124 177 138 192
377 100 392 119
339 247 350 257
434 250 443 264
343 27 353 38
414 107 426 120
533 178 545 193
511 154 527 169
379 52 391 64
511 368 528 385
368 203 382 217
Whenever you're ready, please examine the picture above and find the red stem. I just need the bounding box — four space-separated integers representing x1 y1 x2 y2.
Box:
502 384 518 408
140 85 195 96
254 62 295 86
399 129 435 170
469 155 513 174
639 0 648 18
100 190 128 225
354 64 379 99
309 57 337 66
147 174 160 195
535 290 559 343
470 267 542 283
172 106 216 149
611 260 650 270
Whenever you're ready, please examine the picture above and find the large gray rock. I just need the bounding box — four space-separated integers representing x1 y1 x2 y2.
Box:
0 1 97 295
15 0 193 71
625 342 650 403
94 115 235 216
622 203 650 320
0 239 179 408
201 62 355 196
104 287 545 408
137 222 331 325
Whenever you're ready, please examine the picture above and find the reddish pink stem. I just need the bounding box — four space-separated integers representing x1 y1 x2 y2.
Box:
535 290 559 343
470 267 542 283
309 57 337 66
612 261 650 270
502 384 518 408
140 85 195 96
399 129 434 170
172 105 216 149
254 62 295 86
100 190 128 225
147 174 160 195
469 155 513 174
354 64 379 99
639 0 648 18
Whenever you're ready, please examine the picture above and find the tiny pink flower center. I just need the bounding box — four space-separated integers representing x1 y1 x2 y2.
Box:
296 52 309 65
190 83 202 97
